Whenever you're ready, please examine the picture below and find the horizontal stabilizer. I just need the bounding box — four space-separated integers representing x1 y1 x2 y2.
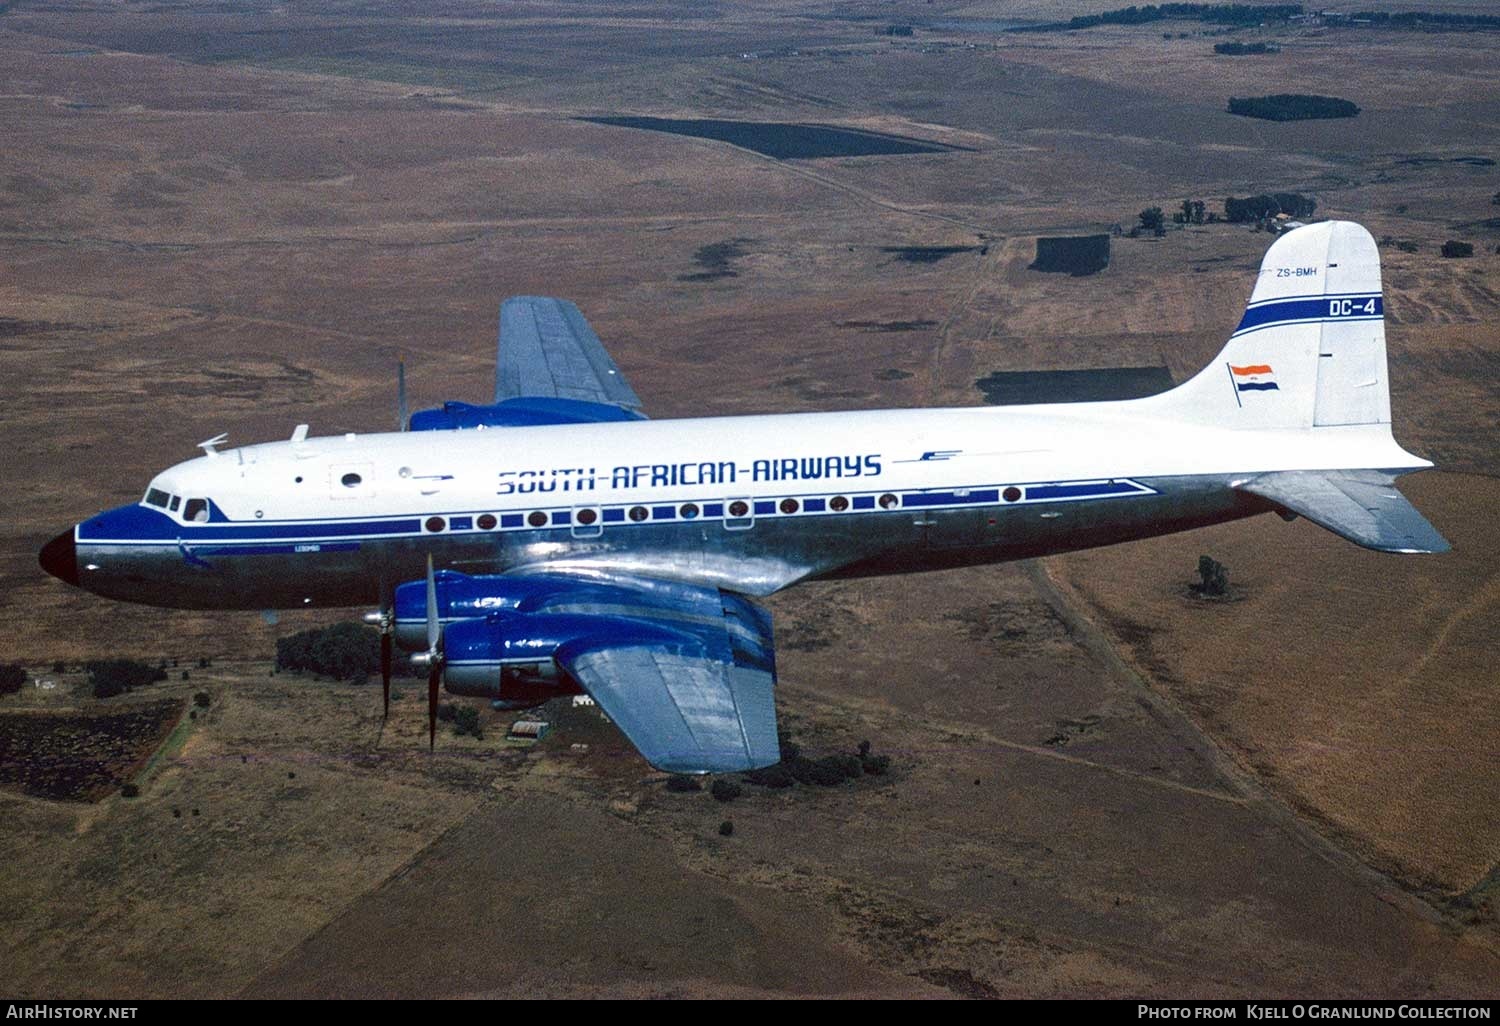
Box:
1237 470 1450 554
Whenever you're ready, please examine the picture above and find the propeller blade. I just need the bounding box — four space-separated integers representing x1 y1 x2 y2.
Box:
428 662 440 751
380 626 392 719
397 356 409 432
425 554 440 651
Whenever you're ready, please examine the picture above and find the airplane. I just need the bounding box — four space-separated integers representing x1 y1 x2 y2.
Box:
39 221 1449 773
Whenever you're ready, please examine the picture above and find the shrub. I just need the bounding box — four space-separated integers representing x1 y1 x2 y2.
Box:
743 763 796 788
719 820 734 837
436 702 458 722
666 774 702 793
862 754 891 776
1441 240 1474 259
120 783 139 798
1193 555 1230 596
710 779 742 802
87 660 167 698
452 705 483 739
0 663 25 696
193 692 211 708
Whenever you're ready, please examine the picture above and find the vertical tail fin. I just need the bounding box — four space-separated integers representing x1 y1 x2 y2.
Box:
1145 221 1389 430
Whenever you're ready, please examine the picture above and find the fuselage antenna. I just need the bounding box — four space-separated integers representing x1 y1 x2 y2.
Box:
197 432 230 458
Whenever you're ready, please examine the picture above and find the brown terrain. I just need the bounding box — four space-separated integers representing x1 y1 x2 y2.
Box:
1 0 1496 999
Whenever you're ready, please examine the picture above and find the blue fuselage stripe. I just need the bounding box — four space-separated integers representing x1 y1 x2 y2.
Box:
78 477 1158 548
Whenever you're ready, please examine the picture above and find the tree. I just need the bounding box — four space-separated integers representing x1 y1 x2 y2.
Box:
1139 207 1166 235
1194 556 1229 597
1441 241 1474 259
87 660 167 698
0 663 25 696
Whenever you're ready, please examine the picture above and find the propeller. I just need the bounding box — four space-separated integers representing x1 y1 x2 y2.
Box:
380 616 392 718
397 355 409 432
409 554 443 750
362 604 395 719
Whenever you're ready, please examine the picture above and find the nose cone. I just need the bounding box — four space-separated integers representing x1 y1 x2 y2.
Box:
39 529 79 587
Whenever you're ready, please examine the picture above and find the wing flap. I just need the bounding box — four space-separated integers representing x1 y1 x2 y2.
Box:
1237 470 1450 554
497 296 644 413
563 640 778 774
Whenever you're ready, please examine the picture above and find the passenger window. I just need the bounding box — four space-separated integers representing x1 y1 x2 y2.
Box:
183 498 209 523
145 488 169 508
169 495 181 512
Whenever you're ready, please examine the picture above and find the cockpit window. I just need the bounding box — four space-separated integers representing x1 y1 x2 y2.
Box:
168 495 181 512
145 488 169 509
183 498 209 523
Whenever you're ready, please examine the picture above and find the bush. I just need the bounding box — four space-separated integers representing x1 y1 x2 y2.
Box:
193 691 211 708
452 704 483 739
1441 240 1474 259
87 660 167 698
666 774 702 793
711 779 742 802
743 763 796 788
862 754 892 776
120 783 139 798
437 702 458 722
718 820 734 837
0 663 25 696
1193 555 1229 596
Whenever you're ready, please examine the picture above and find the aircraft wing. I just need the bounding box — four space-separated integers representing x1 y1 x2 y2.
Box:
1236 470 1450 554
515 574 779 773
496 296 645 414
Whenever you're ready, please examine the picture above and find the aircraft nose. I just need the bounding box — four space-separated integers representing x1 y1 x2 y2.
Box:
39 529 79 587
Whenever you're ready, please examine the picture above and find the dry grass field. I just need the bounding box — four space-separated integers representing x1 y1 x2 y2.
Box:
1 0 1496 998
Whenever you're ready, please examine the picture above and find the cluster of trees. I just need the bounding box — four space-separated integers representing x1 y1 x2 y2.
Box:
1228 94 1359 121
742 738 890 789
1224 192 1316 222
1332 11 1500 31
275 622 389 683
1049 4 1303 31
1213 41 1274 54
87 660 167 698
1178 199 1208 224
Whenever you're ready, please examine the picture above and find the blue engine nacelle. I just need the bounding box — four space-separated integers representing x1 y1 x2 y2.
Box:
408 397 645 431
393 572 633 651
440 612 593 706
